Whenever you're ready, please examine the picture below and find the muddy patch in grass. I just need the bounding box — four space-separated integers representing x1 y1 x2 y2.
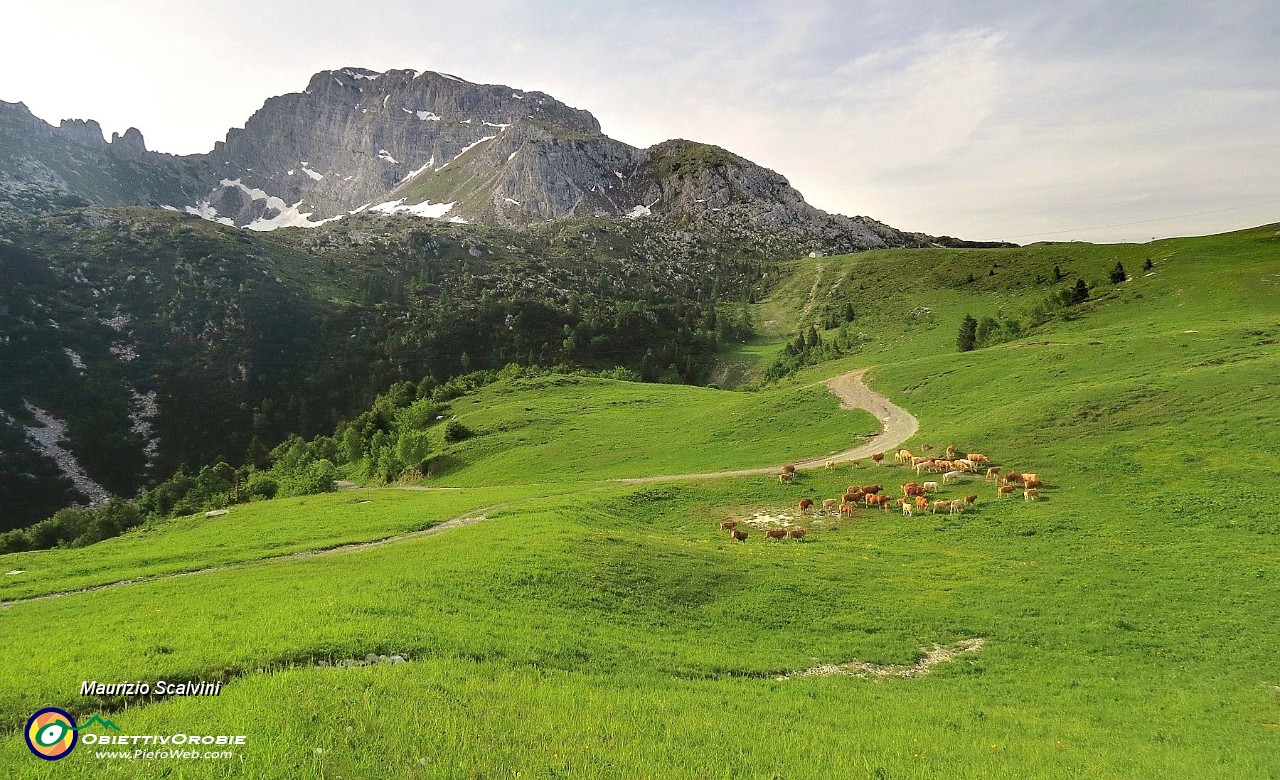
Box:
778 638 985 681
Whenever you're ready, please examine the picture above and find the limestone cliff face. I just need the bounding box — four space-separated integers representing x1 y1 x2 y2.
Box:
1 68 949 252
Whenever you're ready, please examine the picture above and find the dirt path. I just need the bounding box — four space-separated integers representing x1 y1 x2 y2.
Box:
618 367 918 484
1 514 490 609
777 638 985 681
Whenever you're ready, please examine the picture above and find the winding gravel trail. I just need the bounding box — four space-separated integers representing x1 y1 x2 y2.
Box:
618 367 918 485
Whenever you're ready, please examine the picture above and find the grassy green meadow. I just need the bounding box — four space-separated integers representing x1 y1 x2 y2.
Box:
2 226 1278 778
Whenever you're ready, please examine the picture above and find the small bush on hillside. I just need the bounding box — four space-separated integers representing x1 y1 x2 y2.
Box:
444 419 473 443
1111 262 1128 284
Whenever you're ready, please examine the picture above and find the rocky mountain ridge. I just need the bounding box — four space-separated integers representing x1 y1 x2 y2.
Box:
0 67 972 254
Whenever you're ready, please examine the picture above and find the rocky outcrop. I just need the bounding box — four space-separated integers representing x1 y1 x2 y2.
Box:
0 68 977 252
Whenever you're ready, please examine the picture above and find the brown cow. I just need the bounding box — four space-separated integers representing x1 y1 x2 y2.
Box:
849 459 862 469
731 528 749 542
1025 478 1043 490
915 495 930 511
798 498 814 515
765 528 788 540
985 467 1002 481
861 485 883 495
945 444 957 458
966 453 989 464
872 452 885 465
920 443 934 452
788 527 807 540
779 472 794 484
720 520 739 530
822 498 838 511
998 485 1017 498
842 492 860 504
839 502 855 516
964 494 978 506
781 464 797 474
1024 488 1040 501
1021 473 1039 485
1003 471 1023 485
873 494 893 510
932 499 950 514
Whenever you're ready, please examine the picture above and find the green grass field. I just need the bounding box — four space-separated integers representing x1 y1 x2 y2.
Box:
2 225 1278 778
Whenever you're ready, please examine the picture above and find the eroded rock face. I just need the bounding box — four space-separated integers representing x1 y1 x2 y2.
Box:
0 68 941 252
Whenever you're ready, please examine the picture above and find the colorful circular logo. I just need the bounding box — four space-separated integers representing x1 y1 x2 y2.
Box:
25 708 77 760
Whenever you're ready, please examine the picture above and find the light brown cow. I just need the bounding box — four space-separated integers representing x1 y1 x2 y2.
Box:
998 485 1017 498
1003 471 1023 485
1021 473 1039 485
985 467 1002 481
720 520 739 530
915 495 929 511
901 499 914 516
966 453 989 465
788 528 808 540
1025 478 1043 490
765 528 789 540
779 473 794 484
731 528 749 542
822 498 838 512
945 444 957 458
781 464 797 474
839 502 855 516
949 499 966 515
897 449 914 463
943 470 964 484
932 499 950 514
850 459 862 469
920 443 934 452
798 498 814 515
1024 488 1040 501
964 494 978 506
825 460 836 470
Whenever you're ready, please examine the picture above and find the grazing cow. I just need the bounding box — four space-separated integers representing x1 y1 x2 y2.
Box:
915 495 930 511
779 473 794 484
966 453 989 465
998 485 1017 498
798 498 815 515
911 456 930 468
1003 471 1023 485
842 492 860 504
903 484 926 498
825 460 836 470
862 485 883 495
949 499 966 515
789 528 807 540
920 443 934 452
872 494 892 510
720 520 739 530
1025 478 1043 490
901 500 914 516
923 481 940 493
850 459 862 469
839 502 855 516
932 499 950 514
781 464 797 474
765 528 788 540
1021 473 1039 485
945 444 957 458
822 498 838 511
954 459 976 473
872 453 885 465
986 467 1002 481
964 494 978 506
943 470 964 484
731 528 749 542
897 449 914 463
1024 487 1040 501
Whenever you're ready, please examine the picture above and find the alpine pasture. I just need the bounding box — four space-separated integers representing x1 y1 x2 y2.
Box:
2 226 1278 778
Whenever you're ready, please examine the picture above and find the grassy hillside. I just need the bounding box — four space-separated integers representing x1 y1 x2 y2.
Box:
1 225 1278 778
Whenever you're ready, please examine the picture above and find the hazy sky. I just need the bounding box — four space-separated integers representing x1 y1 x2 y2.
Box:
2 1 1276 243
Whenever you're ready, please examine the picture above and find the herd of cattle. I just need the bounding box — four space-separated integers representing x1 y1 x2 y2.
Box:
726 443 1044 542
